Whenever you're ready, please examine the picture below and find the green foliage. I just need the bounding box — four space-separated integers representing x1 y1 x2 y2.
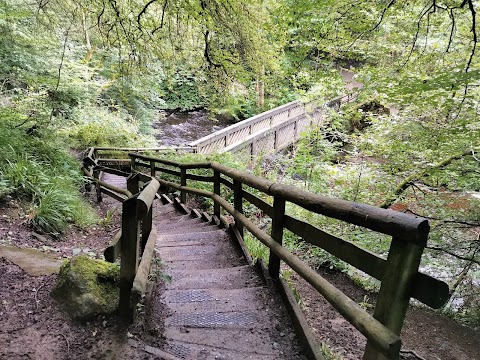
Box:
0 108 97 235
63 106 155 148
321 342 343 360
158 68 204 111
243 232 269 263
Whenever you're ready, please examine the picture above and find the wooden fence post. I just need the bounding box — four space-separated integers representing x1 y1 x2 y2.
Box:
150 161 156 177
268 197 286 279
213 170 221 218
180 167 187 204
141 207 152 253
93 169 102 202
233 179 243 237
127 173 139 195
362 237 426 360
119 197 140 320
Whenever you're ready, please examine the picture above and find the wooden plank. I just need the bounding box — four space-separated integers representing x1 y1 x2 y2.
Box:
180 168 187 204
363 238 424 360
285 215 449 308
136 179 160 218
132 228 157 306
155 166 181 177
413 273 450 309
127 173 140 196
95 146 192 151
219 177 234 189
229 224 254 266
213 171 221 218
233 179 244 237
104 230 122 262
242 190 273 217
119 197 140 320
186 173 214 182
269 197 285 279
173 197 190 214
94 165 130 178
268 183 429 245
212 162 274 193
97 158 131 164
129 152 209 169
160 194 173 204
100 187 127 202
285 215 385 280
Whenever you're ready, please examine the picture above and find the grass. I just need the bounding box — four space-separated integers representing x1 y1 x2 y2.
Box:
0 108 98 235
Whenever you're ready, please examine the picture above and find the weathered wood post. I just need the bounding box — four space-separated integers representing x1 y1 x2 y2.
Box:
213 170 221 218
118 196 139 320
138 179 159 255
127 173 140 195
233 179 244 237
180 167 187 204
268 196 286 279
141 207 152 253
150 161 156 177
93 168 102 202
363 228 428 360
130 154 136 172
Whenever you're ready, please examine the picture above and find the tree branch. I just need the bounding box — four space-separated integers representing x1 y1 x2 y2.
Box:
381 149 477 208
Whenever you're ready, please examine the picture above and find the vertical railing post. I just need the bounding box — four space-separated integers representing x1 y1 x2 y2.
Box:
268 196 286 279
141 207 152 253
130 154 136 172
213 170 221 218
127 173 139 195
363 235 427 360
93 168 102 202
233 179 243 237
180 167 187 204
119 197 140 320
150 161 156 177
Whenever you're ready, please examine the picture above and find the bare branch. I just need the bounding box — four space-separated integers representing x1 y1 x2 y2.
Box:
137 0 158 31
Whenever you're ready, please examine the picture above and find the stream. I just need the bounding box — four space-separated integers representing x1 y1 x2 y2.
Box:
153 110 232 147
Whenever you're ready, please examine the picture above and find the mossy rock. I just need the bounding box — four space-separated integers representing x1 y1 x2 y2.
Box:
51 255 120 320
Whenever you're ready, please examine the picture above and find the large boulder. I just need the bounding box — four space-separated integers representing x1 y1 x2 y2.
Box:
51 255 119 320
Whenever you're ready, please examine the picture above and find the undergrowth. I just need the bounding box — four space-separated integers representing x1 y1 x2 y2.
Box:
0 108 97 235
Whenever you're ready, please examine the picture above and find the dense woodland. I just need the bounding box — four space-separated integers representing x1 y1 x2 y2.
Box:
0 0 479 330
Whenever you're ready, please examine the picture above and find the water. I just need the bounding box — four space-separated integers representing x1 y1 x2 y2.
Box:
154 110 233 147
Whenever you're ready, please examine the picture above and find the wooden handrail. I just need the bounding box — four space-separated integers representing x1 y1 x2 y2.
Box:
154 177 401 358
127 152 451 360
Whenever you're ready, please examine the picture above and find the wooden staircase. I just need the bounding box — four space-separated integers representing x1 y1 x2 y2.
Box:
146 198 309 359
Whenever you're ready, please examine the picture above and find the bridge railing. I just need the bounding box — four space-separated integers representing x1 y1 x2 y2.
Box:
188 101 308 154
129 152 450 360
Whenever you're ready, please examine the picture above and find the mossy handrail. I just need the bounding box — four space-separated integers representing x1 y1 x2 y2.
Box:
128 151 450 360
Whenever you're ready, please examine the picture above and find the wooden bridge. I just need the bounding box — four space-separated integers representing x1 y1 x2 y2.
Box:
188 100 326 155
82 145 450 360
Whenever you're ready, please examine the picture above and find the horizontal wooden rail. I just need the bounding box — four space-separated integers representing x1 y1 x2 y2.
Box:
125 152 450 359
82 166 132 199
154 177 401 358
210 162 429 244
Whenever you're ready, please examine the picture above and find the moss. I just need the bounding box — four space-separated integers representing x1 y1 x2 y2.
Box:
52 255 120 320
